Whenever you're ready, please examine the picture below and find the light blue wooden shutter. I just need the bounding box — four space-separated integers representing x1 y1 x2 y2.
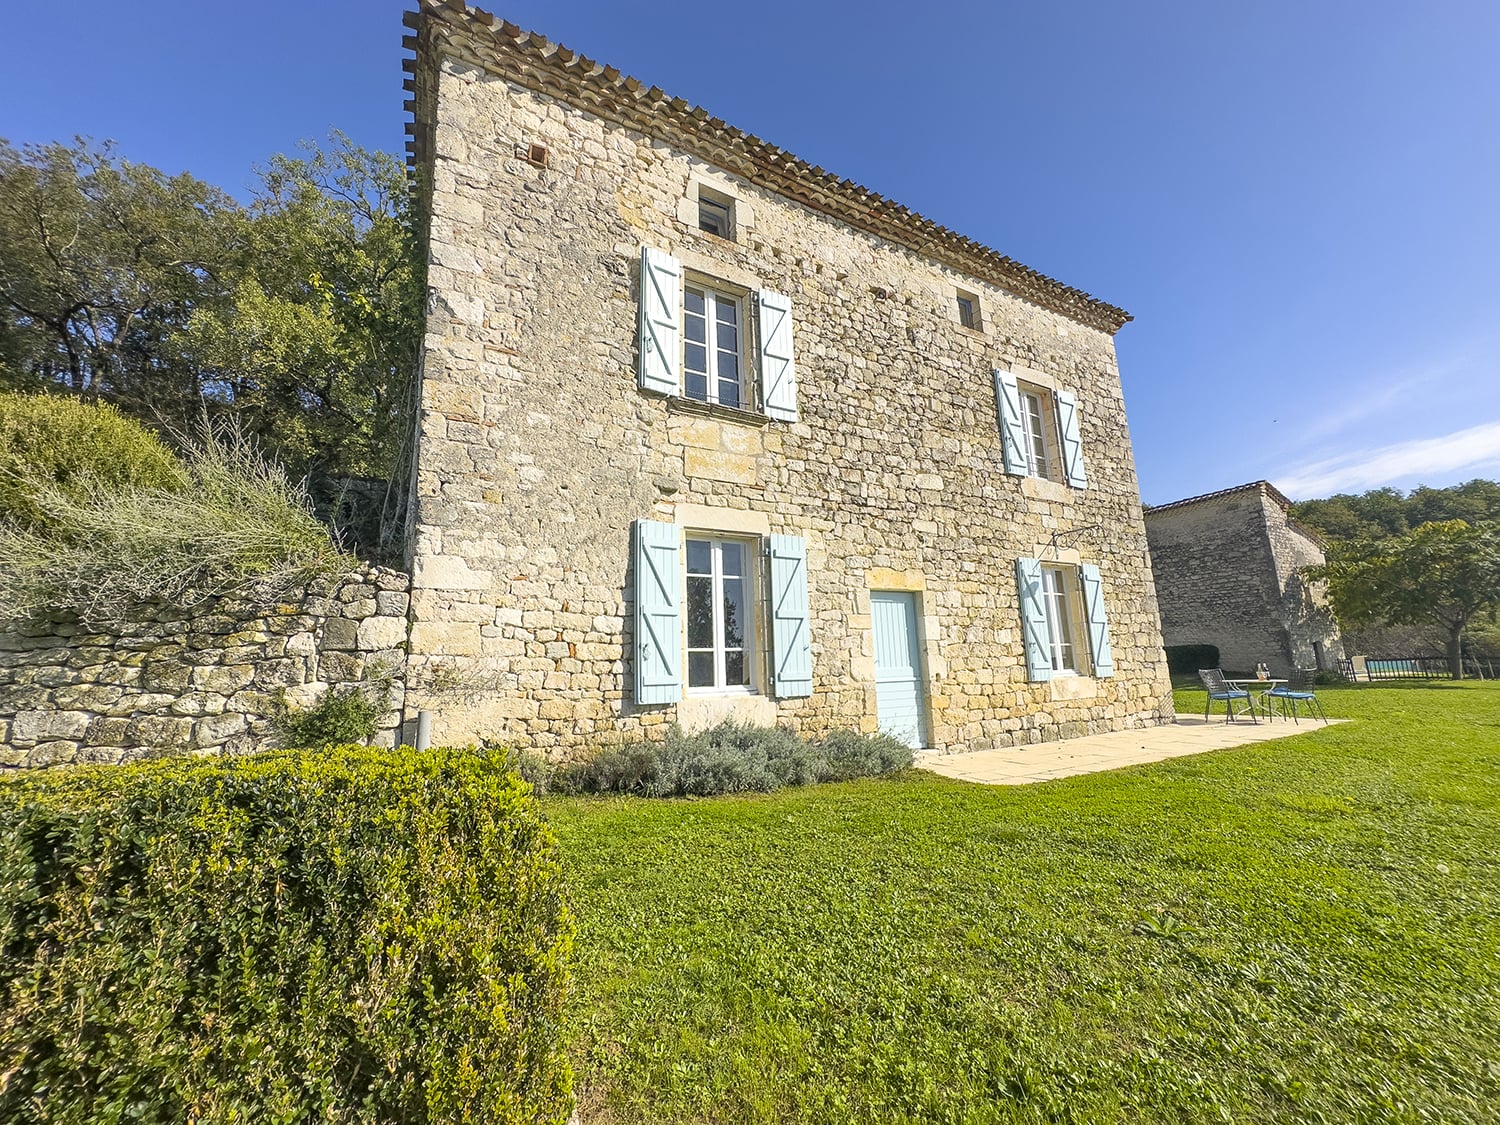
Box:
768 534 813 697
758 289 797 421
1056 390 1087 488
1078 563 1115 678
638 246 681 395
1015 557 1052 682
992 368 1028 476
634 518 681 704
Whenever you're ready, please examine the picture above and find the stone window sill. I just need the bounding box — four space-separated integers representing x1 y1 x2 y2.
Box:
1020 475 1072 503
663 394 772 428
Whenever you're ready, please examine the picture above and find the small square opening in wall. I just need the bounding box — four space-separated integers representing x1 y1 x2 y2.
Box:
956 291 980 330
697 188 734 239
514 142 548 167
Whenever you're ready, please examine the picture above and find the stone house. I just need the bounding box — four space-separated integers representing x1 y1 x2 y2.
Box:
1144 481 1342 676
399 0 1174 753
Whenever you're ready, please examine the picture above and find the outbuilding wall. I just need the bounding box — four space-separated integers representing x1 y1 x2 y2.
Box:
1145 487 1340 676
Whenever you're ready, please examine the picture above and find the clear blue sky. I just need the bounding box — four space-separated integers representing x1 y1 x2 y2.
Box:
6 1 1498 505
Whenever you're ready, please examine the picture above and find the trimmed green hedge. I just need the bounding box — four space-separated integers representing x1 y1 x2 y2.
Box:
0 747 573 1124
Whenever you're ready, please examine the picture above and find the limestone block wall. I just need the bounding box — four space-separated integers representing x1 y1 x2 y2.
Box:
1145 486 1340 675
402 23 1174 755
0 566 410 769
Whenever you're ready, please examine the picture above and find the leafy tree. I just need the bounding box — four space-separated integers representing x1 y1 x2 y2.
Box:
0 138 231 418
0 135 421 489
179 135 423 479
1312 520 1500 678
1292 480 1500 542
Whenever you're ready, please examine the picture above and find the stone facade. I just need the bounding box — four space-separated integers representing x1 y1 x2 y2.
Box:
399 1 1175 754
0 566 409 769
1144 481 1341 676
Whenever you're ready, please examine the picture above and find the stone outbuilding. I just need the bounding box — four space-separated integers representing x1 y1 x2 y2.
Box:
1144 481 1342 677
398 0 1174 754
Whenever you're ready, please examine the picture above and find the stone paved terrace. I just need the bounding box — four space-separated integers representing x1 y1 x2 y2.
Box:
918 716 1349 785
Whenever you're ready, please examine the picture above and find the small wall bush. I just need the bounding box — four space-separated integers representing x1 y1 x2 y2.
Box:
272 682 385 749
1165 643 1222 676
0 746 574 1124
553 721 914 798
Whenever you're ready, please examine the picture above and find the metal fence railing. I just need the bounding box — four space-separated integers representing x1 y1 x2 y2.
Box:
1339 655 1494 681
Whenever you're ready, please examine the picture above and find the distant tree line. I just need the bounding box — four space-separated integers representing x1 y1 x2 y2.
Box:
1291 479 1500 541
1293 481 1500 678
0 134 423 497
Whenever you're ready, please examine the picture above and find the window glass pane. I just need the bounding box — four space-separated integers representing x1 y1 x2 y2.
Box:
688 651 715 688
687 576 714 648
719 542 744 576
686 539 711 574
717 320 737 351
685 342 707 374
685 312 706 345
685 288 705 316
721 576 745 648
684 372 708 401
716 349 739 380
718 380 741 409
715 299 737 326
724 650 745 685
699 198 730 236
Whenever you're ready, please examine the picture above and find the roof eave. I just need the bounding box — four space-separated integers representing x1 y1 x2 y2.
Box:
402 0 1133 336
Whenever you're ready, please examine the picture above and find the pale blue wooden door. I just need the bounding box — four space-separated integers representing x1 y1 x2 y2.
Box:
871 591 927 749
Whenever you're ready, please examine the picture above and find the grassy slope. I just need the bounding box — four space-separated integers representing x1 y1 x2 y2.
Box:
546 683 1500 1124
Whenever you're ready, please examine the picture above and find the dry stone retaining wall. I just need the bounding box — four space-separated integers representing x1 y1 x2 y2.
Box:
0 566 410 769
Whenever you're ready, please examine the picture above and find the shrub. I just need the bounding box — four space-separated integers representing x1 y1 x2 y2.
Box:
1165 643 1222 676
553 722 912 798
0 423 352 624
814 728 915 781
272 683 384 749
0 746 574 1125
553 742 659 795
0 392 186 530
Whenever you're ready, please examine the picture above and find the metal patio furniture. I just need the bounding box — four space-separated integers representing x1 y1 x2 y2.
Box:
1265 684 1328 724
1197 668 1259 723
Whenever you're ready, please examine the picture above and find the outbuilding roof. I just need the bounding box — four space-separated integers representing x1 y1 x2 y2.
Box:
1144 480 1296 516
402 0 1133 335
1144 480 1328 546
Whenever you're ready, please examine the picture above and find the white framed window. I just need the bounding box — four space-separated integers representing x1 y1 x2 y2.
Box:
993 368 1087 489
683 285 745 409
1018 557 1114 682
1020 388 1057 481
685 536 756 691
638 246 798 422
1040 565 1084 674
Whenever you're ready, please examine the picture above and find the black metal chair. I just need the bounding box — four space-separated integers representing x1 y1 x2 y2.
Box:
1197 668 1259 723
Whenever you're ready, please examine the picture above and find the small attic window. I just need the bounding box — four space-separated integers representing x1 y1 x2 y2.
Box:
697 189 734 239
956 291 980 330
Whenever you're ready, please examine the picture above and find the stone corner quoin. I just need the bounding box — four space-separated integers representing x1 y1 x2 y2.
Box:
396 0 1176 756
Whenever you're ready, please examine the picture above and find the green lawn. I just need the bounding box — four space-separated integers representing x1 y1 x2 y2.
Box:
545 682 1500 1124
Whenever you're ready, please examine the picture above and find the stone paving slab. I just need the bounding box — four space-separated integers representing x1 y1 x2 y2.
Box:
916 716 1348 785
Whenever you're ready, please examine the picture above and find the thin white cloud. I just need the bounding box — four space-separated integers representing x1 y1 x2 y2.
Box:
1274 419 1500 498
